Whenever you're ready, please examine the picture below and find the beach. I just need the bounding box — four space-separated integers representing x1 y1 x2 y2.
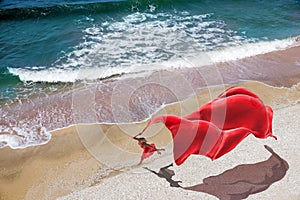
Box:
0 66 299 199
1 1 300 199
59 102 300 200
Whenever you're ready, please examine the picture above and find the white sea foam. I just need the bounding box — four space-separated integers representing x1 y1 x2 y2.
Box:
8 67 79 83
208 37 297 63
7 11 247 83
0 126 51 149
8 36 297 83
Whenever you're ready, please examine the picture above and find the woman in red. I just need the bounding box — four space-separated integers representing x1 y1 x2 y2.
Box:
133 133 165 165
139 87 276 166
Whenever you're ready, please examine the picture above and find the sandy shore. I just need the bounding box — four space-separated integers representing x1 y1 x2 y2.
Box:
0 80 299 199
59 102 300 200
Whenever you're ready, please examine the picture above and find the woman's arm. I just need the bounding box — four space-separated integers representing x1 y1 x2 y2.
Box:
143 143 165 154
133 132 142 140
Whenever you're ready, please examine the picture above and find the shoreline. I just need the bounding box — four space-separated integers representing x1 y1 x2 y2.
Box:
1 44 300 149
0 80 299 199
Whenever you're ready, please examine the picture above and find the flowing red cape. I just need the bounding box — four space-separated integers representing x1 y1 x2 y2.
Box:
140 87 276 165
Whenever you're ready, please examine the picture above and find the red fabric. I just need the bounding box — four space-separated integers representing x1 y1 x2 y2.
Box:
139 142 157 159
141 87 276 165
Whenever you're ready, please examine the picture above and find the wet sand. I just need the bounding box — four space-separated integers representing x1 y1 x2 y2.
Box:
0 80 299 199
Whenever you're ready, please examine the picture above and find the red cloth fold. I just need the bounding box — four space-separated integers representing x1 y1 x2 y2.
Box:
141 87 276 165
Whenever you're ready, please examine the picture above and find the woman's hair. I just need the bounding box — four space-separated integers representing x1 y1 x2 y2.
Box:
138 137 147 143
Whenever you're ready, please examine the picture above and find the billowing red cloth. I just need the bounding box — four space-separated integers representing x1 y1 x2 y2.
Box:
141 87 276 165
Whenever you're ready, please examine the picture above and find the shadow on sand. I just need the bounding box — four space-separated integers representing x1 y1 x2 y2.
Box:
145 145 289 200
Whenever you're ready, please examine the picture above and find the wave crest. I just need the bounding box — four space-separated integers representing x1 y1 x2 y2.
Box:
8 37 298 83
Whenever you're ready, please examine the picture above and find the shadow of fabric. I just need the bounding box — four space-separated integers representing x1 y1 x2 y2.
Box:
184 145 289 200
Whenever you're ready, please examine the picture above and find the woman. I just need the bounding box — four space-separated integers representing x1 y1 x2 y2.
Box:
133 133 165 165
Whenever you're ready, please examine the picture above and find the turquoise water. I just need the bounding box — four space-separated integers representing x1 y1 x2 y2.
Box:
1 0 300 104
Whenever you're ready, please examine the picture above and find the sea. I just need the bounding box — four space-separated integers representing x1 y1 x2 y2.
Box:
0 0 300 149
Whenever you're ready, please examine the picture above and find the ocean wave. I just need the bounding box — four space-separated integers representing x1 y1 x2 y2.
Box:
208 37 298 63
7 66 128 83
6 4 298 84
7 36 298 83
6 9 247 83
0 67 22 87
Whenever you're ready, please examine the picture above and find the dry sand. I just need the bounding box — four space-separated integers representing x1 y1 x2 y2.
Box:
1 81 299 200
